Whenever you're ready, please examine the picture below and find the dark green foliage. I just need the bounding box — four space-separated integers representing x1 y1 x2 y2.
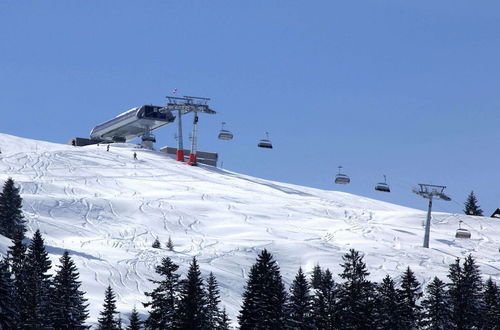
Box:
152 238 161 249
98 285 120 330
374 275 402 330
310 264 323 290
482 278 500 330
205 272 228 329
421 277 452 330
52 251 89 329
7 229 26 326
463 191 483 216
337 249 376 329
311 268 337 330
0 177 25 238
398 266 422 328
21 229 54 329
127 307 143 330
238 249 287 330
288 267 314 330
175 257 208 329
0 258 18 329
143 256 180 329
219 308 231 330
166 236 174 251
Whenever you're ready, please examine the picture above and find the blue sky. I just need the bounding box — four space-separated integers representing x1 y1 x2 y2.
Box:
1 1 499 215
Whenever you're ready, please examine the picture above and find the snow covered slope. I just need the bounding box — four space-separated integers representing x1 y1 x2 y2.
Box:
0 133 499 325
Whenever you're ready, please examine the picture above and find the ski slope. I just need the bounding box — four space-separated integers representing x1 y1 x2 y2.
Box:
0 133 499 326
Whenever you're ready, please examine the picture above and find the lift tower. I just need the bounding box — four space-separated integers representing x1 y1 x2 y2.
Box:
164 96 216 165
413 184 451 248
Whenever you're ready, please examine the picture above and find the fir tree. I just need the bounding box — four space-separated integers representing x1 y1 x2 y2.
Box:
175 257 208 329
6 229 26 326
166 236 174 251
463 190 483 216
310 264 323 290
238 249 287 330
219 308 231 330
21 229 54 329
482 278 500 330
420 277 451 330
152 238 161 249
374 275 403 330
337 249 375 329
127 306 143 330
206 272 226 329
98 285 120 330
311 268 337 330
0 258 18 329
0 177 25 238
143 256 180 329
397 266 422 328
52 251 89 329
288 267 314 330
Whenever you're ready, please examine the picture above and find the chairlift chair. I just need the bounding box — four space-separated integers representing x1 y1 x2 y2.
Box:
335 166 350 184
258 132 273 149
218 122 234 140
375 175 390 192
455 220 471 239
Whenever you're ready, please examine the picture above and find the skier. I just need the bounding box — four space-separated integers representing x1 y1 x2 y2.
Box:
133 152 137 160
106 145 110 152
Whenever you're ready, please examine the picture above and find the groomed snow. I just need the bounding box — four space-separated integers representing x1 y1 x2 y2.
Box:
0 133 499 326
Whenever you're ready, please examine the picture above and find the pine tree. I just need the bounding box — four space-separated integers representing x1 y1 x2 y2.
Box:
98 285 120 330
374 275 403 330
0 258 18 329
52 251 89 329
337 249 375 329
6 229 26 326
127 307 143 330
463 190 483 216
21 229 54 329
0 177 25 238
166 236 174 251
143 256 180 329
175 257 208 329
206 272 227 329
420 277 452 330
238 249 287 330
398 266 422 328
310 264 323 290
311 268 337 330
482 278 500 329
152 238 161 249
288 267 314 330
219 308 231 330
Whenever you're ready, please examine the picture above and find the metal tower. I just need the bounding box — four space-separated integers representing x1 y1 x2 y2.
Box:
164 96 216 165
412 184 451 248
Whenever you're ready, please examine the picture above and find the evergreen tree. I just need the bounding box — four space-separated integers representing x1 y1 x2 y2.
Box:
6 229 26 326
482 278 500 330
0 177 25 238
397 266 422 328
463 190 483 216
206 272 227 329
420 277 452 330
238 249 287 330
310 264 323 290
52 251 89 329
288 267 314 330
166 236 174 251
219 308 231 330
175 257 208 329
98 285 120 330
311 268 337 330
127 306 143 330
373 275 403 330
143 256 180 329
337 249 375 329
0 258 18 329
21 229 54 329
152 238 161 249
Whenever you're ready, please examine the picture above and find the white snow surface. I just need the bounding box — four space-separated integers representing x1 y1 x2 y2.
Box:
0 133 499 326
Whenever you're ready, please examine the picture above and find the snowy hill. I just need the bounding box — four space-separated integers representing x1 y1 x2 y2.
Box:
0 133 499 325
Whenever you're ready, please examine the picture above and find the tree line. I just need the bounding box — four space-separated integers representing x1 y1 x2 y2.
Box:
1 178 499 329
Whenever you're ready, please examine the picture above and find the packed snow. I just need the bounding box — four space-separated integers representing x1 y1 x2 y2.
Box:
0 133 499 326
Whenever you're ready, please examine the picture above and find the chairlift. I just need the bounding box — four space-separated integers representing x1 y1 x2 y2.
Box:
218 122 234 140
335 166 350 184
258 132 273 149
455 220 471 239
375 175 390 193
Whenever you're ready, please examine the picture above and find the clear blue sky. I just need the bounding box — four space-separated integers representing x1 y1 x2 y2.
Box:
1 1 499 215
